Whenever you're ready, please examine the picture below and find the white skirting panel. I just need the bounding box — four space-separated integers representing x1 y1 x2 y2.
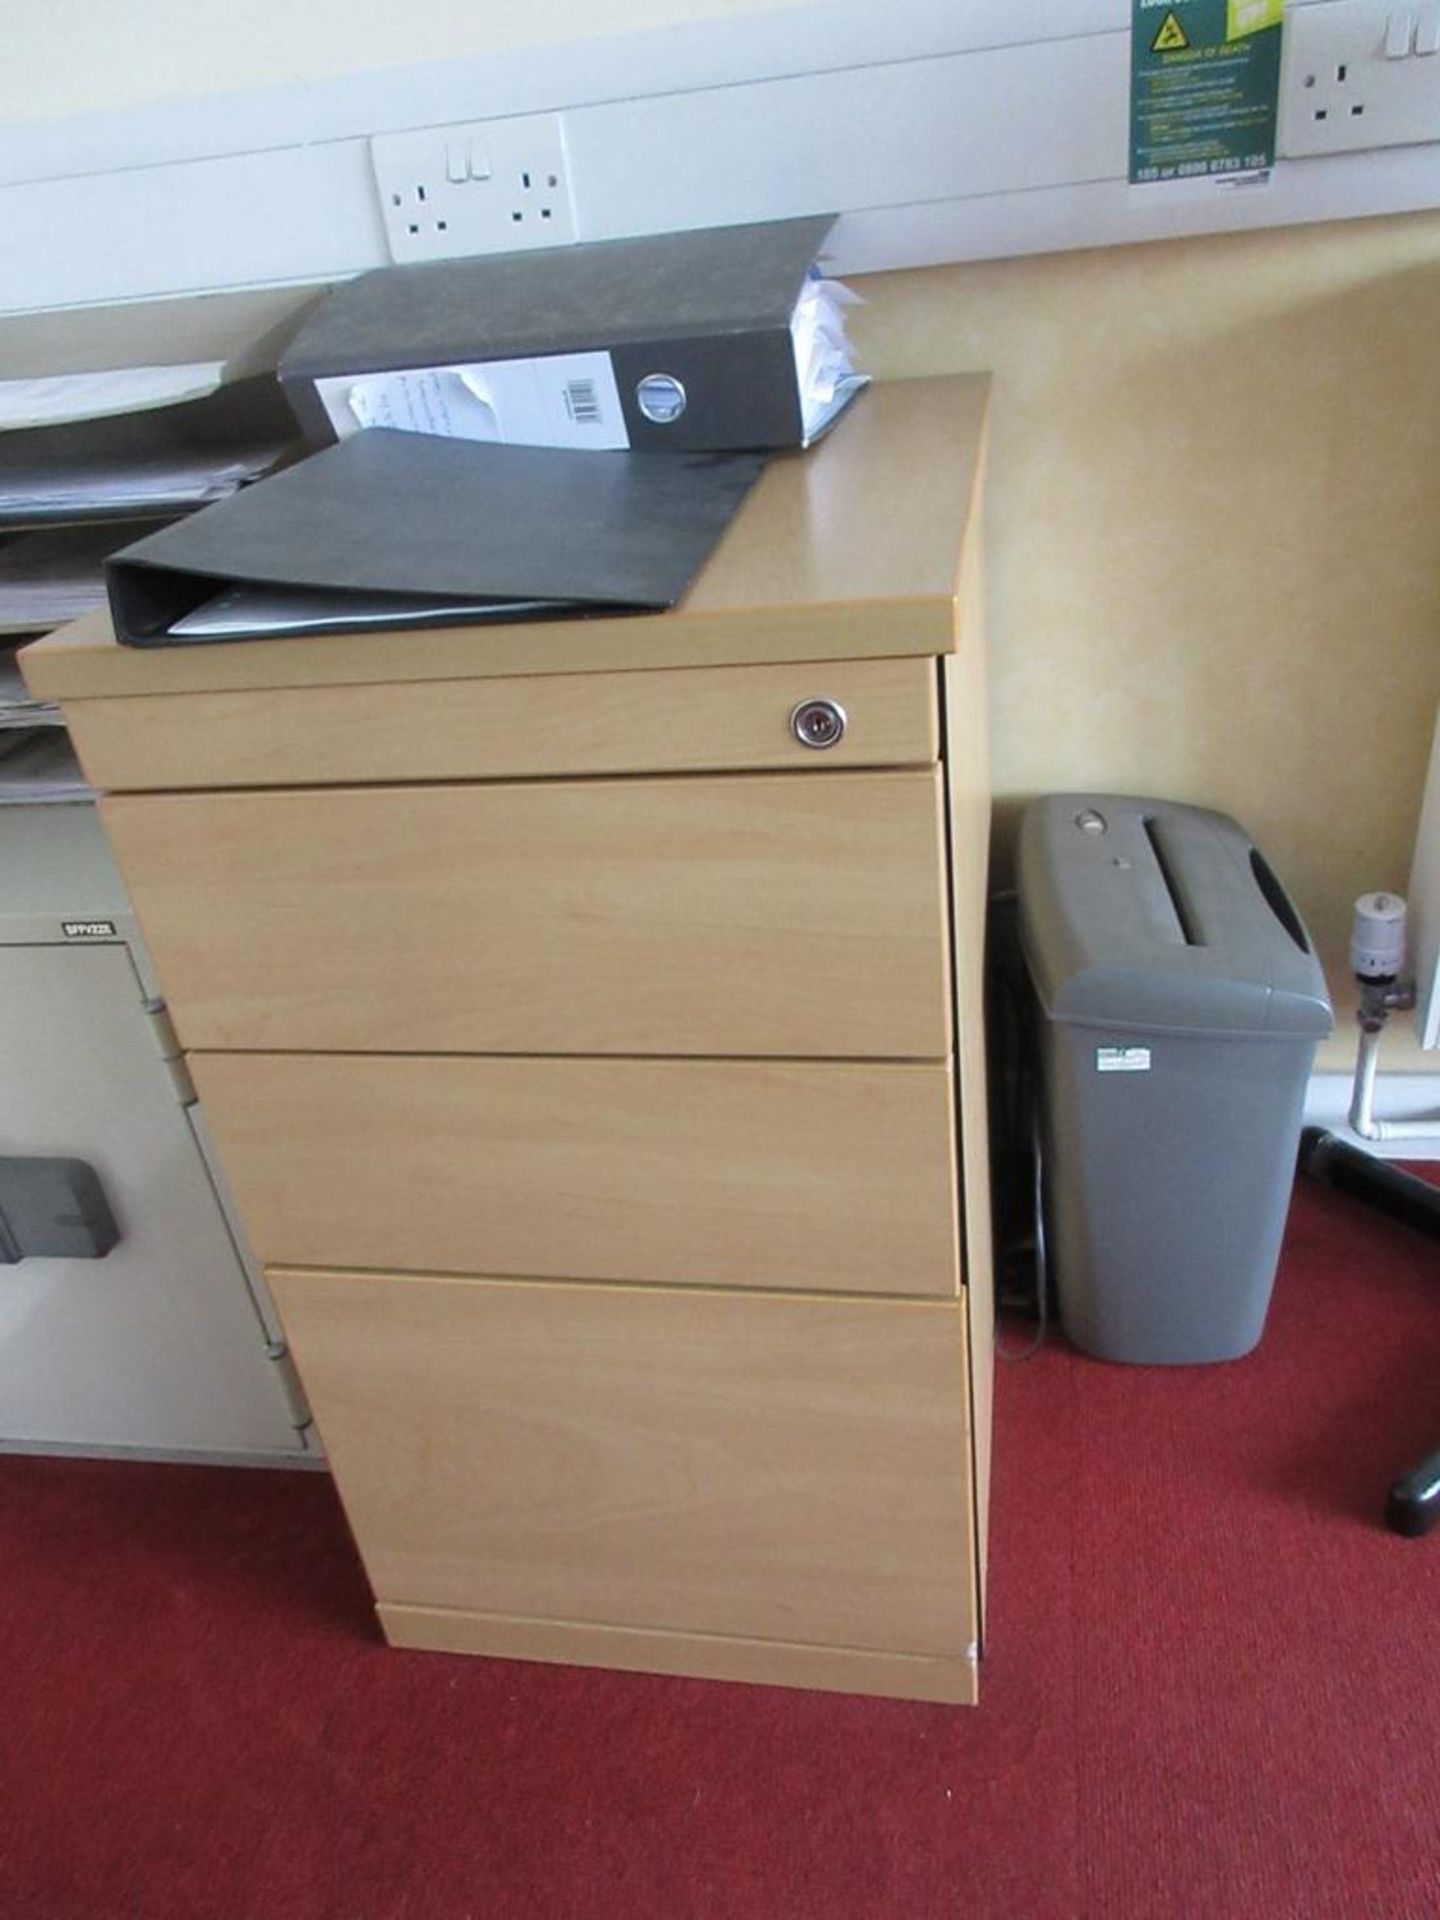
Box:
1409 703 1440 1053
1305 1073 1440 1159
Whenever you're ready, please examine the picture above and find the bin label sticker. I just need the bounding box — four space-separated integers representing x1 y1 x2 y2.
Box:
1097 1046 1152 1072
1130 0 1284 185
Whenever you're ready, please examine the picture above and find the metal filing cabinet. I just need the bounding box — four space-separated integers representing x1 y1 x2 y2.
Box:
0 803 314 1460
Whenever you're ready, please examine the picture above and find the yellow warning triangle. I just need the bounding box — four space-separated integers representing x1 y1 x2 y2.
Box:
1152 11 1190 50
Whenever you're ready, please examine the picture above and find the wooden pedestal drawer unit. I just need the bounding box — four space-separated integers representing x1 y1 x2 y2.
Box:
22 375 996 1706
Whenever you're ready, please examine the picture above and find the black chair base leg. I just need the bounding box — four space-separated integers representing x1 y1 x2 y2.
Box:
1387 1453 1440 1537
1299 1128 1440 1538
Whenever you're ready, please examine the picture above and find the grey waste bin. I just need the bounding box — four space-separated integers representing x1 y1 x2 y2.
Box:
1017 795 1333 1365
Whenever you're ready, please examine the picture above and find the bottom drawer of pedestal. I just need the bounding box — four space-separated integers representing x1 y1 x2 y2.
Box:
378 1601 978 1703
269 1267 977 1662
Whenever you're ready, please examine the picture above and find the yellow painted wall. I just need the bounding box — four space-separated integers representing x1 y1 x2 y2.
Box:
851 212 1440 962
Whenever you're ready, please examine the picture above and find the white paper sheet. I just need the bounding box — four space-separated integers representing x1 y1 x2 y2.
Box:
169 584 560 640
0 363 226 433
316 351 629 452
790 275 867 444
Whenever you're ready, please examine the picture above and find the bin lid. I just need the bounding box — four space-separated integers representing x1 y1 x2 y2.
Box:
1016 795 1334 1038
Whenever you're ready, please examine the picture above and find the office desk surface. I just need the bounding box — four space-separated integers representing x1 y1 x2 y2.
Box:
20 375 989 700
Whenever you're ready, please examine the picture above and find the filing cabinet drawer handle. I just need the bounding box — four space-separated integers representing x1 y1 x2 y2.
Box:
790 698 848 750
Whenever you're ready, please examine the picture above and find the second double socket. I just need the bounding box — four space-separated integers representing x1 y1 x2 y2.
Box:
1279 0 1440 157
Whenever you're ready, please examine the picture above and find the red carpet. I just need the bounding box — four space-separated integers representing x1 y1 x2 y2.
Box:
2 1170 1438 1920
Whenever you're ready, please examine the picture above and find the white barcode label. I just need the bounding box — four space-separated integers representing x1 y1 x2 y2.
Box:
317 349 628 452
563 378 601 425
1097 1047 1152 1073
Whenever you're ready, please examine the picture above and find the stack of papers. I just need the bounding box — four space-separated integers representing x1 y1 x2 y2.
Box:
0 520 165 634
0 643 60 729
0 363 298 528
1 452 266 525
0 729 90 802
790 274 867 446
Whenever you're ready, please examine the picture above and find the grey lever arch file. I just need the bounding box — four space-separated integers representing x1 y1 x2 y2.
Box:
278 216 857 454
104 429 766 647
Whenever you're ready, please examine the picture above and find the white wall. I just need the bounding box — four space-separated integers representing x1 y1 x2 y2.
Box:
0 0 813 122
6 1 1438 317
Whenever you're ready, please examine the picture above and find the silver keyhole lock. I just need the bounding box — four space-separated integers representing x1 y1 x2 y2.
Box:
790 698 848 750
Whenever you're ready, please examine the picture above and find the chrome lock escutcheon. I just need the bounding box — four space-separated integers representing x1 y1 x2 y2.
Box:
789 698 848 750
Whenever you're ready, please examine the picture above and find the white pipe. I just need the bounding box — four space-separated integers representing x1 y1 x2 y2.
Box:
1349 1018 1440 1142
1348 1023 1382 1137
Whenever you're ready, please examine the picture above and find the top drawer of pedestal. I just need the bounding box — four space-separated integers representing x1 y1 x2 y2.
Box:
64 656 938 792
99 768 954 1059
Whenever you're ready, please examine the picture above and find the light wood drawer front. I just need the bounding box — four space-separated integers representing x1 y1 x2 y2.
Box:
67 657 938 792
103 771 952 1058
268 1269 976 1658
192 1053 961 1297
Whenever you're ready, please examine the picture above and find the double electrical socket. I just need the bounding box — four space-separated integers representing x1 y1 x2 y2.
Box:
370 113 577 263
1279 1 1440 156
